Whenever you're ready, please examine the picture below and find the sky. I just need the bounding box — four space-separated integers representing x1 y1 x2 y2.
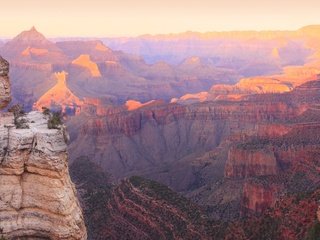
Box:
0 0 320 37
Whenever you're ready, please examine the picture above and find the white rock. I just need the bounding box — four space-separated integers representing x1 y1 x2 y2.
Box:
0 112 87 239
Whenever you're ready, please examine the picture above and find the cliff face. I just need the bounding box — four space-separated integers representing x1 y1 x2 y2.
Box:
68 99 301 181
225 147 278 178
241 182 281 214
0 57 86 239
0 57 11 109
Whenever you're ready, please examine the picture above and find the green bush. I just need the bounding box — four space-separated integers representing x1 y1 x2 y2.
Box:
8 104 29 129
8 104 24 116
42 107 50 115
48 111 62 129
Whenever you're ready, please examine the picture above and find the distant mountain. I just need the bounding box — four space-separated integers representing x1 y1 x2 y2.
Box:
102 27 317 69
2 27 241 110
299 25 320 37
0 27 67 63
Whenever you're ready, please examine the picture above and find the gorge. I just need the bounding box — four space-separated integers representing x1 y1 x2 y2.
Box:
0 25 319 239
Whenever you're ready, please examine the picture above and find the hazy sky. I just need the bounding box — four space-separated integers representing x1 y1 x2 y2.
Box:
0 0 319 37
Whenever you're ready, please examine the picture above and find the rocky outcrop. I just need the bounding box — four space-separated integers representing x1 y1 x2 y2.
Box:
0 57 11 109
125 99 165 111
71 54 101 77
0 112 87 239
0 57 86 239
33 71 83 114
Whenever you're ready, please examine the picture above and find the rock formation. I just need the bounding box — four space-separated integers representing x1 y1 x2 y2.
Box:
1 26 67 63
0 57 11 109
241 181 281 214
71 54 101 77
125 99 165 111
33 71 83 114
0 56 86 239
225 146 279 179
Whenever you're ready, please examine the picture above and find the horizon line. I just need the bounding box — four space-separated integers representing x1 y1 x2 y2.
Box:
0 24 319 39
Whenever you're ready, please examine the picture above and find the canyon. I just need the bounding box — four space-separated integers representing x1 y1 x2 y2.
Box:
0 27 241 110
1 25 320 239
68 79 320 239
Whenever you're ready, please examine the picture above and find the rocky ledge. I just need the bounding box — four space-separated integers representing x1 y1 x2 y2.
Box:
0 111 86 239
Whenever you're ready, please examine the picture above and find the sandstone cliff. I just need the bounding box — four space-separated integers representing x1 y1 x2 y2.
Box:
0 56 86 239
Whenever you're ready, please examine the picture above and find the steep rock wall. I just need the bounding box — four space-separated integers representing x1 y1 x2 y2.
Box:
225 147 279 179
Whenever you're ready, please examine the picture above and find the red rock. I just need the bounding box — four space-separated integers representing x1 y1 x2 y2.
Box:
241 182 281 215
225 147 278 179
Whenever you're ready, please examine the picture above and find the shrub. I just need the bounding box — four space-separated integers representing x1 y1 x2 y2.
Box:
48 111 62 129
42 107 50 115
8 104 24 116
8 104 29 129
